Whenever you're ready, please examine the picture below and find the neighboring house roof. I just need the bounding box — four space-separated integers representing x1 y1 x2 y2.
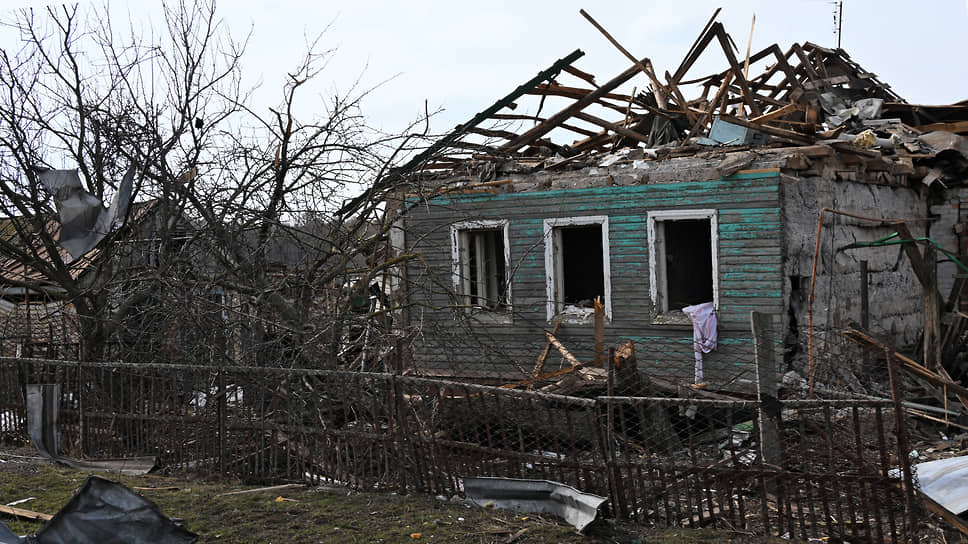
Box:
0 216 90 292
0 200 166 295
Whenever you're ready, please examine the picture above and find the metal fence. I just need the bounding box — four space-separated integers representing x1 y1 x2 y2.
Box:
0 355 918 542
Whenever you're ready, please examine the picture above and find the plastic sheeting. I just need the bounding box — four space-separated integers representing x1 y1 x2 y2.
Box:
0 476 197 544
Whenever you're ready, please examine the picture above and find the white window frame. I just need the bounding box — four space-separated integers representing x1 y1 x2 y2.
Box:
450 220 512 315
647 209 719 315
543 216 612 322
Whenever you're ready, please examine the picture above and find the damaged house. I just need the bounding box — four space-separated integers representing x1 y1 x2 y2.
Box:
393 17 968 394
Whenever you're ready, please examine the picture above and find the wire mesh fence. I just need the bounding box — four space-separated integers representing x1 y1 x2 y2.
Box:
0 355 921 541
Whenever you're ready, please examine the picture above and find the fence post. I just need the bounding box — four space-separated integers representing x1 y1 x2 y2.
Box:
77 359 86 455
751 312 781 478
886 348 916 537
391 338 407 494
603 348 626 517
217 365 226 475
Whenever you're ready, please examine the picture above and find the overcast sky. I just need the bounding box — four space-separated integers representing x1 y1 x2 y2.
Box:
220 0 968 136
5 1 968 138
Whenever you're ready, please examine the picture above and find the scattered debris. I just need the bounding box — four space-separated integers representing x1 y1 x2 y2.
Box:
462 477 606 532
0 504 52 522
0 476 197 544
402 8 968 191
913 455 968 515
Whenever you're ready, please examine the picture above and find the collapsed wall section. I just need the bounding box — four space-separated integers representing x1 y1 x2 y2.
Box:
780 173 926 378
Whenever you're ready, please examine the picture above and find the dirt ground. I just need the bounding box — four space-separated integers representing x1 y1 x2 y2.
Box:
0 440 792 543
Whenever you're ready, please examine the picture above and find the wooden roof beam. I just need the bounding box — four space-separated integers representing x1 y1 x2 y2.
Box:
501 55 652 153
573 111 651 146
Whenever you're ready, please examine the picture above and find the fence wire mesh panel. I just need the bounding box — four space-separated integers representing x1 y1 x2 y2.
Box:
75 362 219 467
394 376 607 498
598 397 917 541
0 359 27 435
220 368 396 487
0 358 83 449
0 357 923 541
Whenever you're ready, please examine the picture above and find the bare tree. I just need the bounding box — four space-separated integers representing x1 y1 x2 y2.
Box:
0 1 427 367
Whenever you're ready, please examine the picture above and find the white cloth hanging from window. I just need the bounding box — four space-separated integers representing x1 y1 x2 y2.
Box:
683 302 717 384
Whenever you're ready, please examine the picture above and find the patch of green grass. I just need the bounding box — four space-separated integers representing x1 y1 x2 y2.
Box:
0 463 787 543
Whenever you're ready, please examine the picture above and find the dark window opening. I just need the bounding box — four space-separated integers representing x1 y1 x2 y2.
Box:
664 219 712 309
461 229 508 311
560 224 604 306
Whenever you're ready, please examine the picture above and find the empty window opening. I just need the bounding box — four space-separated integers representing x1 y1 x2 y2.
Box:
452 221 511 314
664 219 712 309
544 216 611 321
560 225 604 305
649 210 718 317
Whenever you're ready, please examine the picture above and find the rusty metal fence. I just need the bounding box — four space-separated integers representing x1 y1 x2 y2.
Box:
0 356 918 541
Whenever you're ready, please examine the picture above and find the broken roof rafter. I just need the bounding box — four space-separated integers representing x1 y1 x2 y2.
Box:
395 49 586 174
405 9 967 178
501 55 652 153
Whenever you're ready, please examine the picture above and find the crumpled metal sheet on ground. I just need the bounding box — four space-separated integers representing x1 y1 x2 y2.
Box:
0 476 197 544
462 476 607 531
26 384 155 476
913 455 968 515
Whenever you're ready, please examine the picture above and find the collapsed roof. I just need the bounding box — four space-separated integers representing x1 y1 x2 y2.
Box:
403 10 968 187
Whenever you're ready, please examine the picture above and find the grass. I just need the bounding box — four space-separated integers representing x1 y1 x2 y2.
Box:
0 460 789 543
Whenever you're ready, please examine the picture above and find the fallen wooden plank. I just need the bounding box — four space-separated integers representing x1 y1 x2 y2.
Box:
547 332 583 367
532 320 562 377
842 328 968 403
503 365 580 390
0 504 53 521
572 111 651 146
217 483 304 497
905 408 968 431
749 104 802 124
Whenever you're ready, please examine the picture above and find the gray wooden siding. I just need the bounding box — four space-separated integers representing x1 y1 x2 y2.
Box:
404 172 784 389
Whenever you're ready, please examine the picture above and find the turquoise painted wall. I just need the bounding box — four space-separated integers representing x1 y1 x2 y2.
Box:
404 172 784 389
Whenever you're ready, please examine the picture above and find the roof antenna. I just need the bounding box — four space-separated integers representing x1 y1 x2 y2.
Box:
831 1 843 49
